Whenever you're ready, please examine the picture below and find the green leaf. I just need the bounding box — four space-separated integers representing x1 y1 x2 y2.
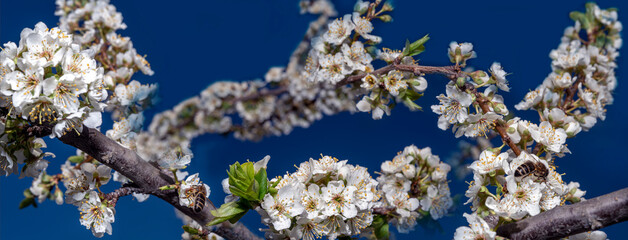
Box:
569 11 585 22
569 11 592 30
159 185 177 191
372 215 390 239
400 89 423 111
409 34 429 51
402 39 411 57
228 160 269 202
254 168 268 201
207 200 249 226
403 34 430 57
404 89 423 101
23 189 34 198
44 71 56 80
403 98 422 111
228 211 247 224
182 225 199 234
19 197 37 209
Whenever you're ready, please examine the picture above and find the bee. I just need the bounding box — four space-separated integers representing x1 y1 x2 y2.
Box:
186 185 207 213
514 161 549 182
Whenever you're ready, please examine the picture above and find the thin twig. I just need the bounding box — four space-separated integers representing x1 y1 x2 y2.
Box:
102 186 146 207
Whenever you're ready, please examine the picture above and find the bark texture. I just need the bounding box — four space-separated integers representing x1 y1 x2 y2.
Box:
54 126 261 240
496 187 628 240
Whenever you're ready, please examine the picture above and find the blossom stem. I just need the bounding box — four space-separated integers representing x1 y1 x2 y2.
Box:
459 82 522 156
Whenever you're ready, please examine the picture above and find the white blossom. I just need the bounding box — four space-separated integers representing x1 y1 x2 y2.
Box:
178 173 210 209
323 14 354 45
515 87 544 110
431 84 473 130
454 213 496 240
529 121 567 153
352 12 381 43
341 41 372 72
261 183 304 230
486 179 543 219
318 53 351 84
469 149 508 175
384 70 406 96
550 72 575 88
78 192 115 238
490 62 509 92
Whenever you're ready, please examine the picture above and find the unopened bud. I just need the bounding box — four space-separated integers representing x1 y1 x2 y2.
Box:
378 14 393 22
381 1 394 12
493 103 508 115
456 77 466 88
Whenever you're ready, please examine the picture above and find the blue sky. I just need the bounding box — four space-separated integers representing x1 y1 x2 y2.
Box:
1 0 627 239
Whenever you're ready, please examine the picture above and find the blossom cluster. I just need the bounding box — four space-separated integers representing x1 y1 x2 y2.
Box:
258 155 379 240
138 0 423 160
59 152 116 237
53 2 211 236
0 22 105 137
356 63 429 120
55 0 158 148
301 2 432 120
376 145 453 233
515 3 622 134
431 44 511 138
0 20 104 185
2 1 166 238
453 4 621 239
133 0 360 162
304 12 378 85
1 0 623 239
0 120 51 178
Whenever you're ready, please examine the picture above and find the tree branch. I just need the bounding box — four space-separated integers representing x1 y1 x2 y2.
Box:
335 64 460 87
102 186 146 207
461 82 522 156
496 187 628 240
236 64 461 104
47 126 261 240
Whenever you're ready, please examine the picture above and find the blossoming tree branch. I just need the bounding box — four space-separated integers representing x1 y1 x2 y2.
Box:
0 0 625 240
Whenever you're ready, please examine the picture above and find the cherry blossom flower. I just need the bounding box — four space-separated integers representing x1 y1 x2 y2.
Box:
178 173 210 209
79 192 115 238
261 183 304 230
352 12 381 43
453 213 496 240
431 84 473 130
469 149 508 175
323 14 354 45
529 121 567 153
490 62 510 92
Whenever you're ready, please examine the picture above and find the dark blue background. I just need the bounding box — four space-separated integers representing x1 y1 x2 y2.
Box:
1 0 627 239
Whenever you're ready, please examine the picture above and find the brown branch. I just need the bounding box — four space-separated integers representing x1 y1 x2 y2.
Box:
235 85 288 102
43 126 261 240
227 62 522 157
496 187 628 240
372 206 396 216
335 64 459 87
214 222 264 240
102 186 146 207
560 71 585 111
234 64 460 104
461 82 522 156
